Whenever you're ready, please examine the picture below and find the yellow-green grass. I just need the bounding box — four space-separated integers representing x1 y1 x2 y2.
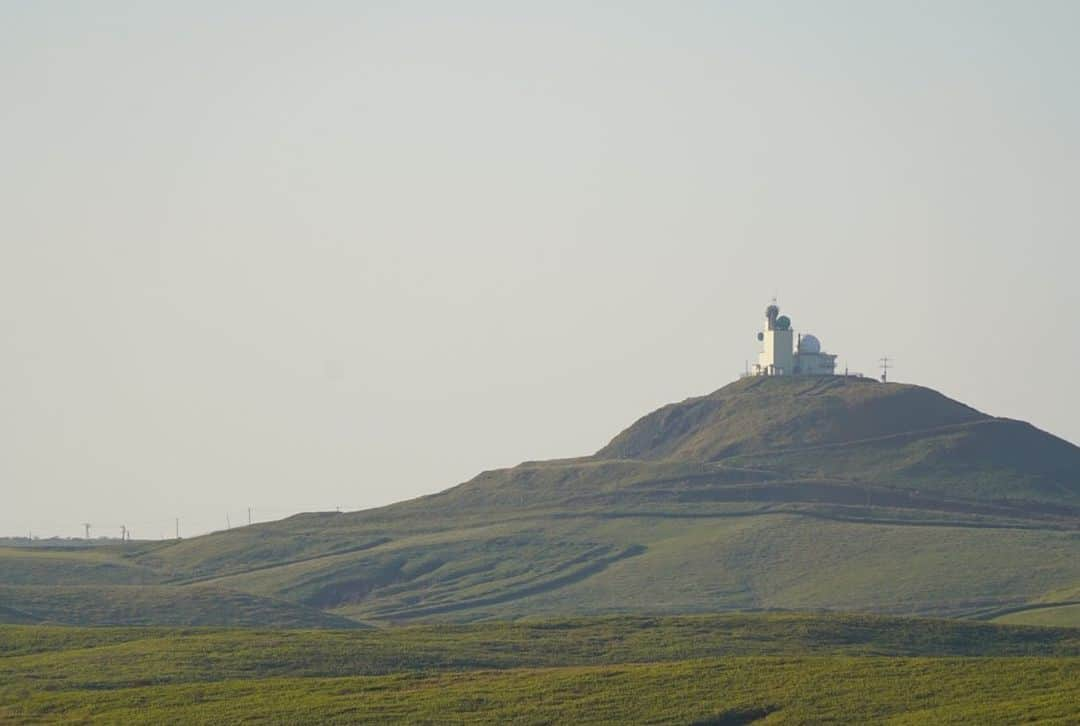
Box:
994 604 1080 628
0 546 162 586
2 657 1076 725
1 614 1076 692
5 513 1078 625
195 513 1080 622
0 585 361 628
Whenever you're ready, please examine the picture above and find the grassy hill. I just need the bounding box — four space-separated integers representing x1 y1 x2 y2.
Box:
597 376 1079 507
0 545 164 586
598 376 987 461
1 613 1077 723
0 585 361 629
3 376 1077 626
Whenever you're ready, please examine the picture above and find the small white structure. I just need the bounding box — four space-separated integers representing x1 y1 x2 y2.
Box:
752 303 837 376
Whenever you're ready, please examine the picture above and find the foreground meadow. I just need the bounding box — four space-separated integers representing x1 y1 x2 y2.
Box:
1 613 1077 723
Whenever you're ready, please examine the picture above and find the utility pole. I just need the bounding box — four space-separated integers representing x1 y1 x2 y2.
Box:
226 513 231 530
175 518 181 540
879 356 893 383
120 525 127 542
248 507 252 526
83 523 92 540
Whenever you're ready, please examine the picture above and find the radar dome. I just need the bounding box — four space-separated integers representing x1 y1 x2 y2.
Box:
775 315 791 330
799 334 821 354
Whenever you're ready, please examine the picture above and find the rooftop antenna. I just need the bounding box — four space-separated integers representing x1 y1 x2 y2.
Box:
879 356 893 383
82 522 92 540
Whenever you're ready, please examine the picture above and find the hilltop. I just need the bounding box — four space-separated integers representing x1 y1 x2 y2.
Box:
2 376 1078 626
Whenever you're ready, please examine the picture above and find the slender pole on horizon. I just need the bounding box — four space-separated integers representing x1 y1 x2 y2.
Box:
879 356 893 383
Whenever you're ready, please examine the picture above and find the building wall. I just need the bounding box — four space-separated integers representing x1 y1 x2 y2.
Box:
794 352 837 376
759 329 794 375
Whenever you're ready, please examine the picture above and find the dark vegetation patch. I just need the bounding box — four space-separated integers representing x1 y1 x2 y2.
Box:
692 705 779 725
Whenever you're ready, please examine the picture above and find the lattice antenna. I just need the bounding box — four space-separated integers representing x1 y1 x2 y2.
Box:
879 356 893 383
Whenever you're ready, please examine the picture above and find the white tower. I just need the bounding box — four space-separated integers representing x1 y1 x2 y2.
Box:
756 304 794 375
751 303 837 377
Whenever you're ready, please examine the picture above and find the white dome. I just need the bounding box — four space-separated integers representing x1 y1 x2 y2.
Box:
799 334 821 354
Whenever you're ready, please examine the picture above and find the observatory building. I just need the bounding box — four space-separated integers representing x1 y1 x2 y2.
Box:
752 303 837 376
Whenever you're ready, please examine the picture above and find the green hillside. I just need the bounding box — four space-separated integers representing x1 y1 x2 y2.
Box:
0 546 164 586
597 376 1079 507
598 376 987 461
0 585 361 629
1 614 1077 724
3 376 1077 626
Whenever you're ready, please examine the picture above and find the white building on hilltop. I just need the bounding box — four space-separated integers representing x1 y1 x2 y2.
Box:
752 303 837 376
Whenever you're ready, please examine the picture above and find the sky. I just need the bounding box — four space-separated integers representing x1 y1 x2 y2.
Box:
2 1 1077 539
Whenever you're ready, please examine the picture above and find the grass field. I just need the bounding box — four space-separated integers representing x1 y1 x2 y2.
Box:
1 613 1077 723
6 658 1079 724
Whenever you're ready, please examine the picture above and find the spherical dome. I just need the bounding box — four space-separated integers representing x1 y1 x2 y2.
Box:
766 304 779 318
799 334 821 354
775 315 791 330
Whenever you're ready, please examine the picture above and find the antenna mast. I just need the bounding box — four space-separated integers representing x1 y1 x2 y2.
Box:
879 356 893 383
82 522 92 540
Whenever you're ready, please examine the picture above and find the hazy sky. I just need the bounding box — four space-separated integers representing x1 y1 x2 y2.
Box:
3 2 1077 538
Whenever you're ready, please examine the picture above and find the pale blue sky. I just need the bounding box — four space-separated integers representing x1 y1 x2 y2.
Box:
2 2 1077 537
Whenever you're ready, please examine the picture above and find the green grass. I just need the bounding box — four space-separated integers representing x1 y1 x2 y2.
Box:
2 613 1076 685
0 585 361 628
2 653 1076 724
0 546 163 586
994 604 1080 627
5 510 1078 625
1 614 1078 723
190 512 1078 623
